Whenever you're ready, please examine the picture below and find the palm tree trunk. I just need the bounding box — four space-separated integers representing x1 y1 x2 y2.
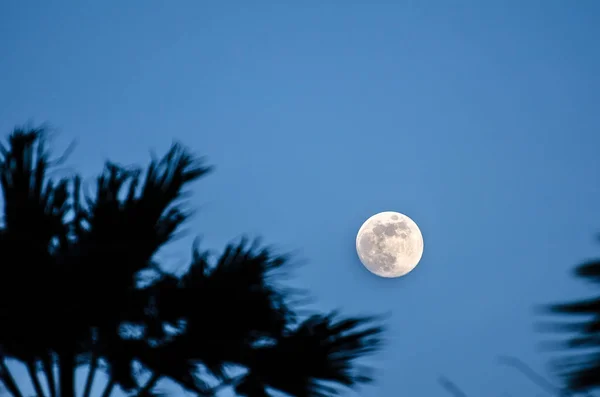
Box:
25 360 46 397
134 373 160 396
58 352 75 397
0 359 25 397
82 355 98 397
101 378 115 397
41 355 56 397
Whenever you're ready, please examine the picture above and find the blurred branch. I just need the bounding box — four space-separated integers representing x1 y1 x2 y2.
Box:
0 359 24 397
497 355 597 397
134 373 161 397
41 356 56 397
498 355 559 395
82 354 98 397
438 376 469 397
25 361 46 397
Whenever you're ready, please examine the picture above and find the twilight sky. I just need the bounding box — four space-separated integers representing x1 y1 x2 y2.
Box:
1 2 600 396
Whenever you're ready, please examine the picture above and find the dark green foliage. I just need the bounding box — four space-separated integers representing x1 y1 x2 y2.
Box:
0 127 384 397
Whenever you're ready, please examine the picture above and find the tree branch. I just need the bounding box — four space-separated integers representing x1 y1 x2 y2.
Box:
25 360 46 397
438 376 470 397
100 378 115 397
134 373 160 397
0 359 24 397
41 355 56 397
497 355 597 397
58 351 75 397
82 355 98 397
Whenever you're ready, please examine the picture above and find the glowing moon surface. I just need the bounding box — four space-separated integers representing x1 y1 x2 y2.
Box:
356 211 424 278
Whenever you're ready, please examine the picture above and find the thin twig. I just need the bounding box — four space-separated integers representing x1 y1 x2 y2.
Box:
497 355 597 397
438 376 470 397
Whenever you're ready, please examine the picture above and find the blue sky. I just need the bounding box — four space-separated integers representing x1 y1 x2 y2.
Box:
1 1 600 396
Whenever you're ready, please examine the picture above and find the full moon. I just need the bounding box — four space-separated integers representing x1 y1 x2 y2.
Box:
356 211 424 278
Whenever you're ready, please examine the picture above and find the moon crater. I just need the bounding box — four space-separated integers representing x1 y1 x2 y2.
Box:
356 211 424 278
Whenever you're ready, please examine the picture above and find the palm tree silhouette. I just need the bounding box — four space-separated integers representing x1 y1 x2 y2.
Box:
539 239 600 392
0 127 384 397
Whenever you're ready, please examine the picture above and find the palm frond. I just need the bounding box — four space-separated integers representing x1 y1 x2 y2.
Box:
574 260 600 284
0 126 386 397
80 143 211 288
551 353 600 391
538 243 600 391
0 128 73 360
152 239 295 379
547 298 600 315
239 312 385 397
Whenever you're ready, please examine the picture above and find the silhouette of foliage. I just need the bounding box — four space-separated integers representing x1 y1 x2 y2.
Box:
0 127 384 397
539 239 600 392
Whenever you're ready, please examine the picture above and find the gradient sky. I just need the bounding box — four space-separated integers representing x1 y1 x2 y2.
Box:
1 2 600 396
